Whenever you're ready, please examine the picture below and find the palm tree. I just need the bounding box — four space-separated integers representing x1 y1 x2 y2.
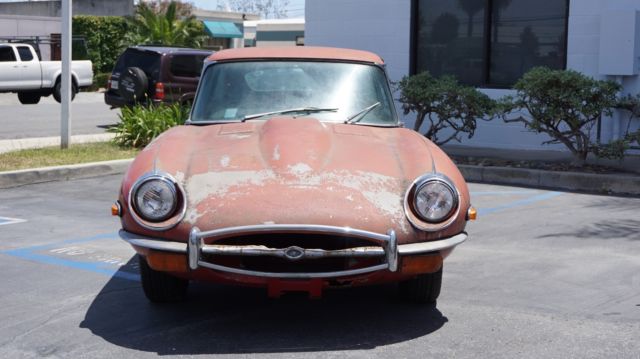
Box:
127 1 205 48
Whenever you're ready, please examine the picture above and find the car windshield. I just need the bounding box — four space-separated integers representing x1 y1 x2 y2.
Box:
190 61 398 125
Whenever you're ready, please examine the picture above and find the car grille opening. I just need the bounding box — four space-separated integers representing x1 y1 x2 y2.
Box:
202 233 386 274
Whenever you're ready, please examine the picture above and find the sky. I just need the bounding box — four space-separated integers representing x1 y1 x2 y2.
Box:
0 0 305 19
190 0 305 18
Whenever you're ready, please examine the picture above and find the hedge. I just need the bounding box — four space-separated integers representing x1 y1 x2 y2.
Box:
72 16 130 74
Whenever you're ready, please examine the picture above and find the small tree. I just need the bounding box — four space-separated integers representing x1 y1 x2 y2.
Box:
614 93 640 152
126 1 205 48
398 72 496 146
501 67 621 166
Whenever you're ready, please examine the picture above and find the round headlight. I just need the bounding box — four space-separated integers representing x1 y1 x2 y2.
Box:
413 180 457 223
133 178 178 222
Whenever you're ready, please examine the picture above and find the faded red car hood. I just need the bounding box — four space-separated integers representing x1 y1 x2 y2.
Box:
121 117 469 243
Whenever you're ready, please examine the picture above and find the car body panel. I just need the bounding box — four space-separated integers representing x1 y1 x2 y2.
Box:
120 118 470 244
207 46 384 64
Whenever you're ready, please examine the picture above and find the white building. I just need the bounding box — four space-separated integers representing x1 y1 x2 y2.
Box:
244 18 305 47
306 0 640 157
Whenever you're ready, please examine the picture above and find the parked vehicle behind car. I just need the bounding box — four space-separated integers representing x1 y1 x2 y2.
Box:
115 47 476 306
105 46 211 108
0 43 93 104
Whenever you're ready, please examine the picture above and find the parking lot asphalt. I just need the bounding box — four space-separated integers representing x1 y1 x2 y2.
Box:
0 93 119 140
0 175 638 358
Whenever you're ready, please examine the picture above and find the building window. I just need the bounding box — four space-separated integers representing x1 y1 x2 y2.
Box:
412 0 569 88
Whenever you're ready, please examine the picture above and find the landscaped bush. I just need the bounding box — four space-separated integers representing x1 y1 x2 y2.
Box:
73 16 129 74
616 94 640 149
82 72 111 92
500 67 621 166
110 104 189 148
398 72 496 145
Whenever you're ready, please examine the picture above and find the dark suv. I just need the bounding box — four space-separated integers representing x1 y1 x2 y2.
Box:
105 46 212 108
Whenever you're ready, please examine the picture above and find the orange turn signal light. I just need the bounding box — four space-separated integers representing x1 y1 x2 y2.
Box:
467 206 477 221
111 201 122 217
401 255 442 276
147 251 188 272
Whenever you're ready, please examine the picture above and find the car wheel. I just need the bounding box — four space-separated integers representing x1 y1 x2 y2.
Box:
138 254 189 303
118 67 148 104
399 266 442 304
17 92 41 104
53 79 78 103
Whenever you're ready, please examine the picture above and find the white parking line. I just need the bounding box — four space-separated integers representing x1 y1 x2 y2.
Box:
0 216 27 226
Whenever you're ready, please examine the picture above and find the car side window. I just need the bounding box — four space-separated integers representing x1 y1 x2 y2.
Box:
0 47 17 62
170 55 205 78
16 46 33 61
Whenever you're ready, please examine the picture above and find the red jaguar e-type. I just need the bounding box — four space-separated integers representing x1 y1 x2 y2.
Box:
114 47 475 305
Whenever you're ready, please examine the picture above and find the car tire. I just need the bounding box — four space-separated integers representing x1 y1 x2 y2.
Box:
53 79 78 103
398 266 443 304
118 67 148 104
139 254 189 303
17 92 41 105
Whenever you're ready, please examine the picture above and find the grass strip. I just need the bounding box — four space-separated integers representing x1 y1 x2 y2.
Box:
0 142 138 172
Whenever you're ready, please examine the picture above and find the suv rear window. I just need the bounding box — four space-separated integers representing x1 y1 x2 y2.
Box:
113 49 161 79
169 54 206 78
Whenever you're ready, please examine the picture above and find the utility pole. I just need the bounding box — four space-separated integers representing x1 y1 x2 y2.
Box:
61 0 72 149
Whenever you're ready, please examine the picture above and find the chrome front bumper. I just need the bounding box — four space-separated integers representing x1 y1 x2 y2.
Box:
120 225 467 279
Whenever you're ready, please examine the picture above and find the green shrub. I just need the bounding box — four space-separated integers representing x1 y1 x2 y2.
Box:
126 1 206 48
617 94 640 149
73 16 129 74
110 104 189 148
398 72 496 145
500 67 621 166
94 72 111 89
82 72 111 92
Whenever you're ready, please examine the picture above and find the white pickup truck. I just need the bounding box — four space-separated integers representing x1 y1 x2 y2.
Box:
0 43 93 104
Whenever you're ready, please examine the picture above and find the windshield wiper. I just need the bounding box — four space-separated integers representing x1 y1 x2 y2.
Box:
241 107 338 122
345 102 381 124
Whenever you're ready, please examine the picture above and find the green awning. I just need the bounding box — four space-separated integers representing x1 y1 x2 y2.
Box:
203 21 243 39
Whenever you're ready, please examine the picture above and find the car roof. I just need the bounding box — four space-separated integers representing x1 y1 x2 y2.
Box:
207 46 384 65
130 46 212 55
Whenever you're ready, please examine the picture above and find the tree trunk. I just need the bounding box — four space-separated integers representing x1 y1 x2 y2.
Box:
571 152 588 167
413 112 426 132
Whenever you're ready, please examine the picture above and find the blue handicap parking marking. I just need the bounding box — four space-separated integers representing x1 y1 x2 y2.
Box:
1 232 140 282
0 187 563 281
0 216 27 226
473 190 563 216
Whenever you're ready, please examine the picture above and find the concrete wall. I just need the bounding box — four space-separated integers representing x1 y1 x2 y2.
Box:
306 0 640 153
0 15 60 61
0 0 134 17
568 0 640 144
306 0 411 88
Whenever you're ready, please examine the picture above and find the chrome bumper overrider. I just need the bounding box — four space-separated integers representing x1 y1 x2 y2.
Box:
119 225 467 279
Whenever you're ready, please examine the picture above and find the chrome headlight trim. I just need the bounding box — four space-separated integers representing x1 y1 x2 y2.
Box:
128 172 187 231
403 173 461 232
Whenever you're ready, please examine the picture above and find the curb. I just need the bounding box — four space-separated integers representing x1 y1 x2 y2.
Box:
458 165 640 196
0 159 133 189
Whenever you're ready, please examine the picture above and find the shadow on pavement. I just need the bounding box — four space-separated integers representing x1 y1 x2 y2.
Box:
538 219 640 241
80 257 447 355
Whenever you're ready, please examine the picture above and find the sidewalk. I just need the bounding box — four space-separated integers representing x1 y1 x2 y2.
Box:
0 133 115 154
443 144 640 175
